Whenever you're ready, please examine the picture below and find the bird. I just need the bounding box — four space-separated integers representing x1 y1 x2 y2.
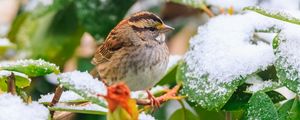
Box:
91 11 173 102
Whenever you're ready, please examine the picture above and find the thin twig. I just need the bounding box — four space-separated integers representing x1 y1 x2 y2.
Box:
7 72 16 95
50 85 64 117
136 84 183 105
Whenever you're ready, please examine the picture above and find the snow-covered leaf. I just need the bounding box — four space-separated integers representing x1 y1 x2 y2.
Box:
38 90 87 104
244 6 300 26
243 92 278 119
0 59 60 77
49 103 107 115
182 13 276 110
245 79 281 93
0 70 31 91
274 25 300 94
138 112 155 120
0 93 49 120
58 71 107 107
223 83 285 111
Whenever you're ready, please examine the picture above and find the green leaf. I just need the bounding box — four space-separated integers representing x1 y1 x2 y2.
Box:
223 83 285 111
8 3 84 67
170 0 206 9
278 96 300 120
74 0 136 40
222 84 251 111
278 99 294 120
157 63 178 85
181 62 245 110
244 6 300 26
266 91 286 103
176 60 185 84
0 70 31 91
187 101 225 120
0 59 60 77
289 97 300 120
169 108 199 120
242 92 279 120
49 103 107 115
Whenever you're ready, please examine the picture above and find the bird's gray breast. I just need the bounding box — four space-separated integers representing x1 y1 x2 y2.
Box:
122 43 169 91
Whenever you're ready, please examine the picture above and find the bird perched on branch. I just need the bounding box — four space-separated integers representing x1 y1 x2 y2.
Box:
91 11 173 106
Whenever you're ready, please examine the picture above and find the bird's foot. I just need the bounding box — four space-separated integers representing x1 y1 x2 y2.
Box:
146 90 160 108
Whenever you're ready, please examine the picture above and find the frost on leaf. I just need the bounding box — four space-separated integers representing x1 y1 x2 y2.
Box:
0 70 31 91
274 25 300 94
182 13 277 110
0 59 60 77
58 71 107 107
245 75 280 93
243 92 278 119
244 6 300 26
0 94 49 120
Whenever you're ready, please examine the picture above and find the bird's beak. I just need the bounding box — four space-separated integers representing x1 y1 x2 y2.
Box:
158 24 174 33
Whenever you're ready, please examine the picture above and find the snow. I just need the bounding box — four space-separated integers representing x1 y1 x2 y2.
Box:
138 112 155 120
58 71 107 96
38 90 84 103
206 0 258 11
185 12 277 84
53 103 107 112
259 0 300 11
247 80 278 93
167 55 182 70
278 25 300 72
0 70 29 80
0 59 59 70
0 38 14 47
0 93 49 120
24 0 53 11
276 21 300 92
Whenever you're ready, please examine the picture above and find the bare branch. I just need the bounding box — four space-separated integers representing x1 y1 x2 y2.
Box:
7 72 16 95
50 85 64 117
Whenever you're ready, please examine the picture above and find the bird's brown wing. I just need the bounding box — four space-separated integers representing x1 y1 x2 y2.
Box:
92 35 124 65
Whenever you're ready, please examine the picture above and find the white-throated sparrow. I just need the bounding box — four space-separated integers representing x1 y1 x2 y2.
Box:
92 11 173 91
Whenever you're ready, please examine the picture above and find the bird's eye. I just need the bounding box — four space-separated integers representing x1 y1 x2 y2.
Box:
148 27 156 31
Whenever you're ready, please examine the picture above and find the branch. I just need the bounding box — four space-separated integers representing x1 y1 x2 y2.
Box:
50 85 64 117
7 72 16 95
136 84 184 105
